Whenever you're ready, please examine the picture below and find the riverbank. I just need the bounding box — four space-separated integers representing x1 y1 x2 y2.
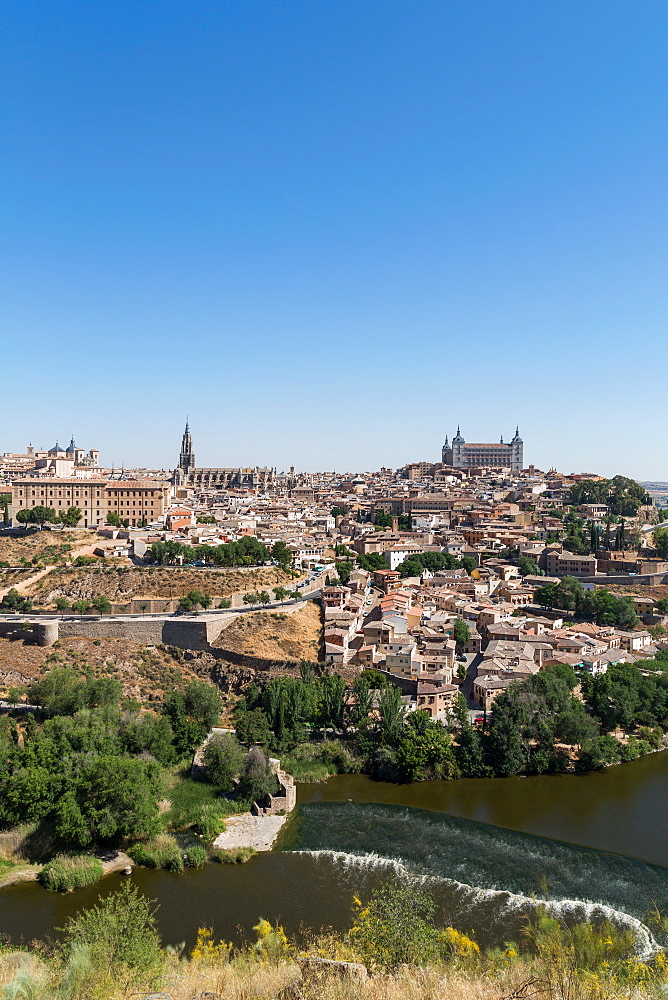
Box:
1 876 666 1000
0 850 133 889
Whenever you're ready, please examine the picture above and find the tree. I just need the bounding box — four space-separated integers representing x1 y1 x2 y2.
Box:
180 589 212 611
57 506 82 527
30 506 57 529
106 511 122 527
377 685 406 741
554 703 598 748
455 724 490 777
396 715 459 781
397 558 423 578
120 713 175 765
273 586 289 601
63 754 162 843
358 552 388 572
15 509 37 530
577 733 621 771
237 746 277 803
0 588 32 613
234 706 272 746
55 597 70 611
2 502 9 527
452 617 470 652
91 595 111 614
271 541 293 567
487 716 524 776
71 600 92 615
336 560 353 584
258 590 271 604
318 673 346 730
7 686 24 708
183 681 222 730
331 505 349 518
653 527 668 560
202 732 245 790
243 591 260 605
348 675 373 728
518 555 542 577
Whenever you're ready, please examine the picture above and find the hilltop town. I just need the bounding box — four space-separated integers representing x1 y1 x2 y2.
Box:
2 424 668 753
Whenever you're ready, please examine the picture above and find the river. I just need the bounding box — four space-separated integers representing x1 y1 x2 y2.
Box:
2 750 667 953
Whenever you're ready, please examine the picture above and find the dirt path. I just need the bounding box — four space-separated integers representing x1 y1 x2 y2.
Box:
0 540 108 600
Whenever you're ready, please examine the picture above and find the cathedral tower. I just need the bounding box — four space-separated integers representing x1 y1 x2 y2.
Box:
179 420 195 476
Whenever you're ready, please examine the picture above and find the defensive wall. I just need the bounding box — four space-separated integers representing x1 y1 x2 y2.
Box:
582 571 668 587
0 581 325 656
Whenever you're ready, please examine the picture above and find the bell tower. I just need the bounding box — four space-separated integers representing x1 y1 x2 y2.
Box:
510 426 523 473
179 420 195 476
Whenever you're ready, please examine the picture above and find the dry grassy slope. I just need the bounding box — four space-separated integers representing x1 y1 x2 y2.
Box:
0 530 97 565
212 602 322 662
0 634 211 702
26 565 297 604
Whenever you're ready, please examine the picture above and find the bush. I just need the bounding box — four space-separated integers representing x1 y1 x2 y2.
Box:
128 834 184 871
38 854 104 892
62 881 163 986
202 732 244 790
215 846 257 864
184 844 208 867
191 804 227 840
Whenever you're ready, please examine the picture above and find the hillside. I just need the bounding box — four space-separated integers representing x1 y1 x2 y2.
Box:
0 634 214 703
212 602 322 661
0 529 98 566
25 564 298 606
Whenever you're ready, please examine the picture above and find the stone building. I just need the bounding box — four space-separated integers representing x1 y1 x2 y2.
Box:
11 477 171 528
442 426 524 473
172 421 275 490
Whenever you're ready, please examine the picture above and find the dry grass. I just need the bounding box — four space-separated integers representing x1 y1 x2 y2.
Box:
0 945 657 1000
213 602 322 662
0 634 211 702
26 564 297 604
0 529 97 566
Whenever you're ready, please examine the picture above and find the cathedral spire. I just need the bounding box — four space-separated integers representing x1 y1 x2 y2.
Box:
179 420 195 476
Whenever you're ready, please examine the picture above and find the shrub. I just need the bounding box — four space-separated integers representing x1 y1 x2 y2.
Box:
38 854 104 892
127 834 184 871
191 804 227 840
215 847 257 864
202 732 244 790
61 881 163 986
184 844 208 867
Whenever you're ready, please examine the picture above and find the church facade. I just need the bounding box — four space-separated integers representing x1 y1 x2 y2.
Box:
172 422 276 490
441 427 523 473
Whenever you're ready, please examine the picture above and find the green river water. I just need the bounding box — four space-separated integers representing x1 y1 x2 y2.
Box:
1 750 667 954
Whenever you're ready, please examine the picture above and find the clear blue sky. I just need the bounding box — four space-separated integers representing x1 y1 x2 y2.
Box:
3 1 667 477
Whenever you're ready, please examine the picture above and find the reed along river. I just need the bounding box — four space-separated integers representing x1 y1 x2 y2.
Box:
2 750 667 954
